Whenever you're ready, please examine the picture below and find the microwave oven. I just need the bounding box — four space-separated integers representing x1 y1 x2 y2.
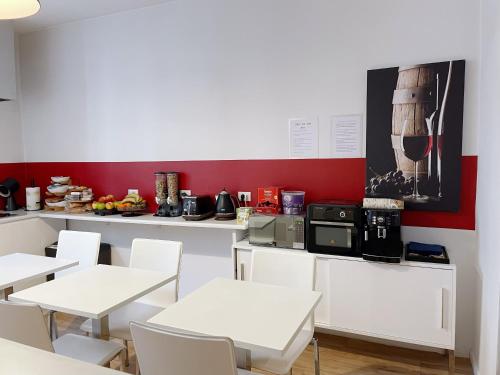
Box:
249 214 305 250
306 201 362 256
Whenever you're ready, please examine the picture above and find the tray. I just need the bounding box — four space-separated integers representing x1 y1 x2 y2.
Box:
182 211 214 221
93 209 118 216
404 245 450 264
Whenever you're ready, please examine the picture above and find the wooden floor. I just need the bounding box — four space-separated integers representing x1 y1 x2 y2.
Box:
56 313 472 375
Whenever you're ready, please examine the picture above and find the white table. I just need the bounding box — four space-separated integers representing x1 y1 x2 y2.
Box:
0 253 78 299
0 337 121 374
148 278 322 368
10 264 176 339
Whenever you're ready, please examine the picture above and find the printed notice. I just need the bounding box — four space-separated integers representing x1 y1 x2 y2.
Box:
289 118 319 158
331 115 363 157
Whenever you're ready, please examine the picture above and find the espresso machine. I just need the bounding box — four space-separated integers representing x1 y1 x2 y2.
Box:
154 172 183 217
362 209 403 263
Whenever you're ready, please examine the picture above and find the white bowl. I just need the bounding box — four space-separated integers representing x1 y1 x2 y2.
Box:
45 200 67 208
47 184 69 194
51 176 70 184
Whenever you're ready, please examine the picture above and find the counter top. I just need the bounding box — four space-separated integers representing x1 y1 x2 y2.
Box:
0 209 247 230
38 211 248 230
234 239 456 270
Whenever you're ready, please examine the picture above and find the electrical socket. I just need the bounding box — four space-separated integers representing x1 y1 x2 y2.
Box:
128 189 139 195
238 192 251 202
180 190 192 197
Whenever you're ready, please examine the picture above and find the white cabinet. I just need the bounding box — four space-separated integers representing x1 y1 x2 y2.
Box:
233 241 456 352
329 258 455 349
0 23 16 100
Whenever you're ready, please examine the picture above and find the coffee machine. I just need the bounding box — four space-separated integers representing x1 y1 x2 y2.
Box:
154 172 183 217
362 209 403 263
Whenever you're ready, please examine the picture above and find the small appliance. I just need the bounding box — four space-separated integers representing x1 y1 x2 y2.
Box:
362 209 403 263
306 201 362 256
182 195 215 221
215 189 239 220
155 172 183 217
249 214 305 250
0 177 19 211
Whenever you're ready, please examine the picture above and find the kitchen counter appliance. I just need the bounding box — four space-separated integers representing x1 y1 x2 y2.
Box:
362 209 403 263
215 189 239 220
155 172 182 217
249 214 305 250
182 195 214 221
306 201 362 256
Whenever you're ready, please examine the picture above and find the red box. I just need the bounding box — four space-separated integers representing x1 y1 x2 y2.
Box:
255 187 283 214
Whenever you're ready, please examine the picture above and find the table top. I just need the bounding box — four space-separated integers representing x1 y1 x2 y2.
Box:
148 278 322 355
0 338 121 375
9 264 176 319
0 253 78 290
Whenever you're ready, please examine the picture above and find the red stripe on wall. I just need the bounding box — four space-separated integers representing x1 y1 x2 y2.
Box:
0 156 476 230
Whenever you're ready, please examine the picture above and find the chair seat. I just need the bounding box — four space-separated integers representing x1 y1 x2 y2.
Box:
250 329 313 375
80 302 165 341
53 333 124 366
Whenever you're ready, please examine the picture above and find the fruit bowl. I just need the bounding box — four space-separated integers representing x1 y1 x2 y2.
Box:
116 202 147 212
93 208 118 216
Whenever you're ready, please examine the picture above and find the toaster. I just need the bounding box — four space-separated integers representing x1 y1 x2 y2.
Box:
182 195 215 220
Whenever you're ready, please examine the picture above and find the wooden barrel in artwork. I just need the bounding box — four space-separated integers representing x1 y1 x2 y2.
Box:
392 65 435 178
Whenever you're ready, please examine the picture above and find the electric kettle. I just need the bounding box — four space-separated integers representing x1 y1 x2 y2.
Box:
215 188 239 220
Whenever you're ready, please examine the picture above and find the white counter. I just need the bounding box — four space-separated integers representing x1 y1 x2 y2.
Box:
0 210 247 230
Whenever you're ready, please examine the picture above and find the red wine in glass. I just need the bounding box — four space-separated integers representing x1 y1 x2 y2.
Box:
402 135 433 162
400 119 433 200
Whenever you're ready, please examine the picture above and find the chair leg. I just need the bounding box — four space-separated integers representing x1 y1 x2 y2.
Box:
49 311 59 340
312 337 320 375
123 339 129 367
135 361 141 375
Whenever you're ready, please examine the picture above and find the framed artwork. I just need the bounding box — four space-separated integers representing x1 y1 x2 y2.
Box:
365 60 466 211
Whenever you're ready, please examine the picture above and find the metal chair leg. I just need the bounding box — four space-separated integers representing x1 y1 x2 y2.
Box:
123 339 129 367
312 337 320 375
49 311 59 340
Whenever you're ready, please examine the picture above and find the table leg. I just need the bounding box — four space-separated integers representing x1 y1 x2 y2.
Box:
92 316 110 340
448 349 455 374
235 347 251 370
3 286 13 300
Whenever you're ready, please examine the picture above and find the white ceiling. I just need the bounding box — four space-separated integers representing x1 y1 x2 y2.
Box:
13 0 174 34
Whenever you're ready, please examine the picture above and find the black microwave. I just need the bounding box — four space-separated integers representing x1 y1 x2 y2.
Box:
306 201 363 257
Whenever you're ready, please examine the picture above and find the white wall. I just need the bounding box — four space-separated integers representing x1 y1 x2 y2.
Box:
18 0 480 162
473 0 500 373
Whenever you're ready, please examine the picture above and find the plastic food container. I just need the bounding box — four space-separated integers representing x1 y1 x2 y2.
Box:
282 191 305 214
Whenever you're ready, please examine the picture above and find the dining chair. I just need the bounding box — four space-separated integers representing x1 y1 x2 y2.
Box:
0 301 126 369
130 321 257 375
250 248 319 375
49 230 101 339
80 238 183 366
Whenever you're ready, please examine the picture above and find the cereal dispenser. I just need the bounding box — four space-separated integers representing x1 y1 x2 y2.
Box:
154 172 182 217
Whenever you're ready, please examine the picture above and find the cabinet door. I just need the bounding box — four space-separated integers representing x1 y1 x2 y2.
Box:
314 257 331 326
235 249 252 281
0 23 16 100
329 259 454 348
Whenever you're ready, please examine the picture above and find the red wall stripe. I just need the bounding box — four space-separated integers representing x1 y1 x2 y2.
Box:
0 156 476 230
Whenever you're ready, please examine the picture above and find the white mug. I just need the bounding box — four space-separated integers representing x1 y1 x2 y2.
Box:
26 187 41 211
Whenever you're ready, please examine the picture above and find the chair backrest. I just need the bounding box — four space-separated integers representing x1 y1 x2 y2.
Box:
0 301 54 353
129 239 183 307
130 321 238 375
55 230 101 278
250 249 316 290
250 249 316 331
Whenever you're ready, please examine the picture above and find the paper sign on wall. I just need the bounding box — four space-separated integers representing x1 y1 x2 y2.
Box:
289 118 319 159
331 114 363 158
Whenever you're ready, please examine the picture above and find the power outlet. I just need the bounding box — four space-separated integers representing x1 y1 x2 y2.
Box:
180 190 192 197
128 189 139 195
238 192 251 202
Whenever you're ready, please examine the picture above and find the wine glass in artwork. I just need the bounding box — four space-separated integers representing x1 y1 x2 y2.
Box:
400 119 433 200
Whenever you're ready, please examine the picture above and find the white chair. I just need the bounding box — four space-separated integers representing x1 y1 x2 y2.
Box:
130 321 257 375
0 301 125 369
80 238 183 365
250 249 319 375
48 230 101 338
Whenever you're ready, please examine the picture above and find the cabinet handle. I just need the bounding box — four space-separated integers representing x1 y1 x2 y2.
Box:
240 262 245 281
440 288 446 329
